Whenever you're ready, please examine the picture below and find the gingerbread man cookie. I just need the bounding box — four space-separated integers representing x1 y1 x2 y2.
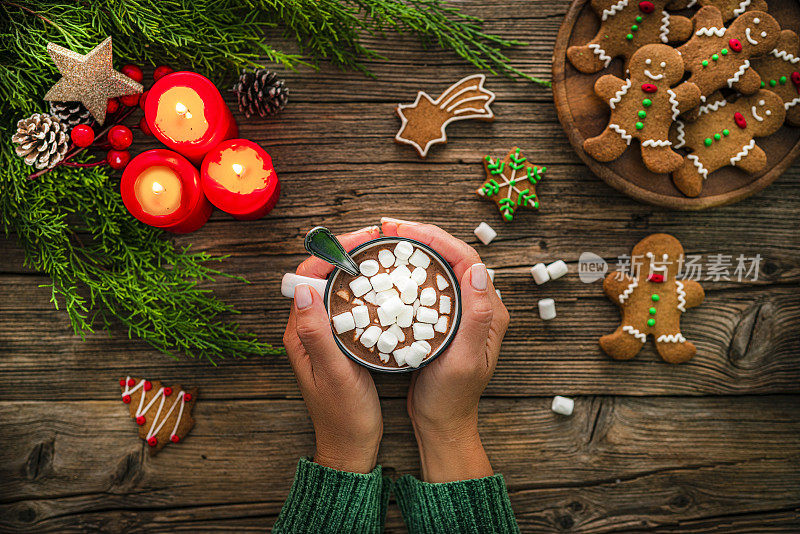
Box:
751 30 800 126
585 44 701 173
677 7 780 100
600 234 704 364
567 0 693 74
671 89 785 196
684 0 768 22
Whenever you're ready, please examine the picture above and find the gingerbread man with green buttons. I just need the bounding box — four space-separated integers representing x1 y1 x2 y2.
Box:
600 234 705 364
751 29 800 127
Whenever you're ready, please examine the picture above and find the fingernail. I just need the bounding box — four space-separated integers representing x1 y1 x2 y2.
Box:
295 284 313 309
470 263 488 291
381 217 417 226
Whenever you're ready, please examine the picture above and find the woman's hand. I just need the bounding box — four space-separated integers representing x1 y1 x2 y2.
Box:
283 226 383 474
381 218 510 482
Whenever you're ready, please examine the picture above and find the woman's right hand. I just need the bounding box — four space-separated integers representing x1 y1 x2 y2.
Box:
381 218 510 482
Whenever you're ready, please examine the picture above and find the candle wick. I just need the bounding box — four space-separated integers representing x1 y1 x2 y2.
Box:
175 102 192 119
232 163 244 176
152 181 165 194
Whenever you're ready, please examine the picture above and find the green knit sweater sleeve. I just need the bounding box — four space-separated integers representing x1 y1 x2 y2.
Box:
272 457 391 533
394 474 520 534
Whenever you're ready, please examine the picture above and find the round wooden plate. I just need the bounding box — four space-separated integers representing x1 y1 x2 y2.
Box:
553 0 800 210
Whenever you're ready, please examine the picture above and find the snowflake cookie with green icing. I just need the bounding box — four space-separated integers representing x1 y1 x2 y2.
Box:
477 147 545 222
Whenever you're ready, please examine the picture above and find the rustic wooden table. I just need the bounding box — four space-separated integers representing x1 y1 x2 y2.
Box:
2 1 800 532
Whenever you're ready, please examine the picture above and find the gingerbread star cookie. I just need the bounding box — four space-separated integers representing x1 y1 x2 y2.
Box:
671 89 785 196
566 0 693 74
677 7 779 100
751 29 800 126
477 147 545 222
395 74 495 158
120 376 197 454
600 234 704 364
585 44 702 173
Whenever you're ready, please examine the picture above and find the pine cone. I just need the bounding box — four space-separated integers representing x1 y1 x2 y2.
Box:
49 100 93 127
11 113 70 170
232 69 289 119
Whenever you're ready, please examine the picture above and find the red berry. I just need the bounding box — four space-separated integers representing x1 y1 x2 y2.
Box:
164 387 173 397
184 393 192 402
136 416 146 426
71 124 95 147
153 65 174 81
120 93 141 107
144 380 152 391
108 125 133 150
147 436 158 447
120 64 143 83
123 395 131 404
119 378 126 387
127 378 136 387
107 150 131 170
170 434 180 443
139 90 149 110
107 98 120 115
139 117 153 136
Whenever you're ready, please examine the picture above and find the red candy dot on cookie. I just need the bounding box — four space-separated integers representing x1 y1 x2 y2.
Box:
119 378 126 387
184 393 192 402
136 416 146 426
641 83 658 93
647 273 665 283
127 378 135 387
729 38 742 52
147 436 158 447
144 381 152 391
792 72 800 93
164 387 173 397
123 395 131 404
734 112 747 129
638 1 655 13
170 435 180 443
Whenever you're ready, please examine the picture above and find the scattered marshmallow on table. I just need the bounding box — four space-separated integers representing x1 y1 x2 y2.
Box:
487 269 495 282
419 287 437 306
378 249 395 268
349 276 372 297
530 263 550 285
377 330 399 353
474 222 497 245
551 396 574 416
409 249 431 269
495 289 502 301
359 259 379 277
394 241 414 261
546 260 568 280
538 298 556 320
332 311 356 334
352 305 370 328
413 322 435 340
281 273 329 299
360 325 382 348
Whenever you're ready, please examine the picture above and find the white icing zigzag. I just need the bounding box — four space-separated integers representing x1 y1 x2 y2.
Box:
687 154 709 179
601 0 629 21
618 277 638 304
699 99 727 116
676 280 687 312
786 97 800 110
609 79 632 109
609 123 633 145
667 89 680 121
728 60 750 88
589 43 612 68
659 11 670 44
685 0 697 7
730 139 756 166
642 139 672 147
771 49 800 64
674 120 686 148
733 0 752 17
623 325 647 342
696 27 726 38
657 333 686 343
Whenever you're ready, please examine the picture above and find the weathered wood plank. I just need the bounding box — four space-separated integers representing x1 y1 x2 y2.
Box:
0 396 798 532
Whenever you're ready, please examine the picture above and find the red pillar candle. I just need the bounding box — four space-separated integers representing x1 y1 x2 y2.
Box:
200 139 280 220
144 71 238 165
121 149 213 233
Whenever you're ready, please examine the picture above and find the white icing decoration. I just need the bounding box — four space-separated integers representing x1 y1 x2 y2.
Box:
730 139 756 166
771 48 800 64
589 43 612 68
609 123 632 145
685 0 697 7
733 0 752 16
644 69 664 81
122 377 188 441
751 105 764 122
395 74 495 157
785 97 800 110
667 89 680 121
745 28 758 46
659 11 670 44
601 0 629 21
687 154 709 179
609 79 631 109
698 98 727 116
675 280 687 313
674 120 686 149
623 325 647 342
618 277 638 304
657 333 686 343
696 27 726 38
642 139 671 147
728 60 750 88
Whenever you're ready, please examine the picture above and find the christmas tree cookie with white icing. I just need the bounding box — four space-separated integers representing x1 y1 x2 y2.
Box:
751 29 800 126
584 44 701 173
671 89 785 196
600 234 704 364
120 376 197 454
567 0 693 74
676 7 779 101
477 147 546 222
683 0 768 22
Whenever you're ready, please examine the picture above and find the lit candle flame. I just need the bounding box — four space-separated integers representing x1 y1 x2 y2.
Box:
152 181 165 194
232 163 244 176
175 102 193 119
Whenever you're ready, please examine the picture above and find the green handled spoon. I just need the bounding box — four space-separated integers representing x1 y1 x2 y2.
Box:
303 226 360 276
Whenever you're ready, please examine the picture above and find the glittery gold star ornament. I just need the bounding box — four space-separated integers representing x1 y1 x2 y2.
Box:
44 37 142 125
